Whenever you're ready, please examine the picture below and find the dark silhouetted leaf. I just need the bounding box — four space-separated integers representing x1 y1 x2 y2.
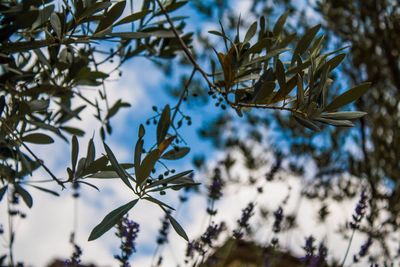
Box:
88 199 138 241
71 135 79 172
320 111 367 120
273 11 289 37
29 185 60 196
104 142 133 190
294 24 321 56
0 185 7 202
15 184 33 208
161 147 190 160
157 105 171 145
136 149 160 186
243 21 257 44
22 133 54 144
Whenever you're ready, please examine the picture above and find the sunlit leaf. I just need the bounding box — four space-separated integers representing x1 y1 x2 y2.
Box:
136 149 160 186
325 83 371 111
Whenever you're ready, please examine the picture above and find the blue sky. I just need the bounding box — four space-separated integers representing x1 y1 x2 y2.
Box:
0 1 379 266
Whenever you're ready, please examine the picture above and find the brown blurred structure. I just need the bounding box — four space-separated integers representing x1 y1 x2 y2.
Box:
200 239 313 267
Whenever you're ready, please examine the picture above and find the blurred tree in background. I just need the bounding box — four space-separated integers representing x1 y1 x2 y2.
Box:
187 0 400 263
1 0 398 266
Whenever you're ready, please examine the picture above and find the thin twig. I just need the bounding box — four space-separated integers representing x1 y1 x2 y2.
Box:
1 121 66 189
171 67 196 124
155 0 220 93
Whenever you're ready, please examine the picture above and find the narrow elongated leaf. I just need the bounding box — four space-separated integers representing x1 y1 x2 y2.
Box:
85 138 96 168
297 74 304 108
88 199 138 241
15 184 33 208
0 185 8 202
158 136 176 154
71 135 79 172
325 83 371 111
136 149 160 186
157 105 171 145
315 117 354 127
82 156 109 176
276 59 287 92
294 24 321 56
134 139 143 174
28 185 60 196
79 2 112 20
87 171 119 179
50 13 62 38
103 143 133 190
243 21 257 44
326 53 346 71
138 124 145 138
162 147 190 160
143 196 175 210
95 1 126 33
320 111 367 120
147 170 193 189
293 114 321 131
164 208 188 241
22 133 54 144
114 9 150 26
273 11 289 37
108 30 175 39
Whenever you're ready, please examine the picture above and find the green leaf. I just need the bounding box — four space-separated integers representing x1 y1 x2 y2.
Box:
138 124 145 139
146 170 193 189
0 185 8 202
108 30 175 39
161 147 190 160
82 156 109 176
71 135 79 172
276 59 287 92
243 21 257 44
50 13 62 38
273 11 289 37
85 138 96 168
136 149 160 186
143 196 175 210
294 24 321 56
28 99 49 111
22 133 54 144
15 184 33 208
252 68 275 104
61 126 85 136
293 114 321 131
157 105 171 145
296 74 304 108
163 208 188 241
87 171 120 179
88 199 139 241
79 2 112 21
325 53 346 71
114 9 150 26
320 111 367 120
325 83 371 111
134 139 143 174
103 143 133 190
315 117 354 127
